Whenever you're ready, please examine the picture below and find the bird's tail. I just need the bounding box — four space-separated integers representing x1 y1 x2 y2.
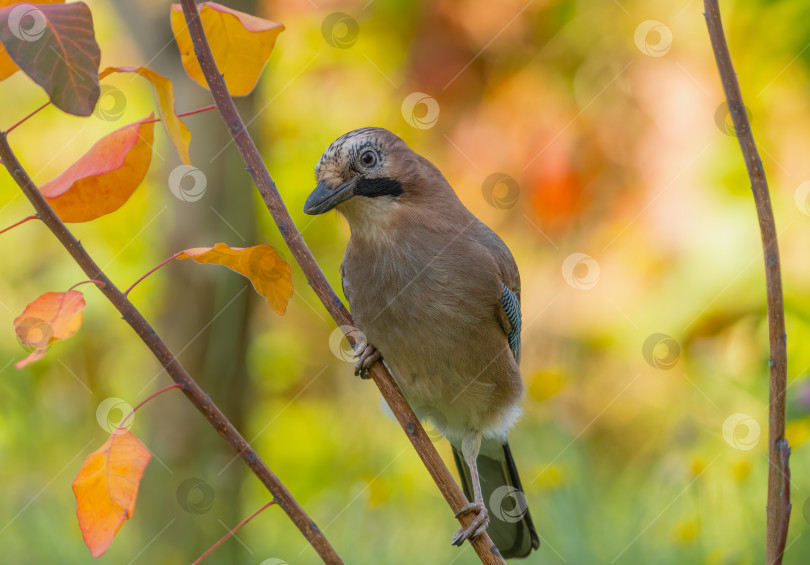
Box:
452 439 539 559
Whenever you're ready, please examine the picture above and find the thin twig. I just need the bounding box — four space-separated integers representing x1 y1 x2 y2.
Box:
0 214 39 236
124 252 181 296
190 500 277 565
178 1 506 563
6 101 51 135
703 2 791 564
118 383 183 430
67 279 106 292
0 132 344 565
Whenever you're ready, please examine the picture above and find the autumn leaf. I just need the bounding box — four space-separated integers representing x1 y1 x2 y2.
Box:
170 2 284 96
73 430 151 558
99 66 191 165
0 1 100 116
178 243 292 314
14 290 85 368
0 0 63 80
39 115 155 223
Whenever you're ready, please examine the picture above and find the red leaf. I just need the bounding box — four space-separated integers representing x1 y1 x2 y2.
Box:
0 2 100 115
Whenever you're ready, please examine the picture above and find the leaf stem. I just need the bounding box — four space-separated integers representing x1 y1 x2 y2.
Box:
0 214 39 236
190 501 277 565
5 101 52 135
118 383 183 431
142 104 217 125
67 279 106 292
124 252 181 296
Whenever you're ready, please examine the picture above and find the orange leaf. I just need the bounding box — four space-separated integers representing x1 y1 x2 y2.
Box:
13 290 85 369
99 66 191 165
177 242 292 314
0 0 63 80
39 115 155 222
170 2 284 96
72 430 151 558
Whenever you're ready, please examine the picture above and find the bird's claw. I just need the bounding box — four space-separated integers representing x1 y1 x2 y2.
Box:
451 502 490 546
353 339 381 379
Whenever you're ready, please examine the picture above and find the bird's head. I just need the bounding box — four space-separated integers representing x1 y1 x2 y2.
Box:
304 127 414 218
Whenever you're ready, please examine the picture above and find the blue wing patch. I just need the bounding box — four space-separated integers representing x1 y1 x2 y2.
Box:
501 283 521 363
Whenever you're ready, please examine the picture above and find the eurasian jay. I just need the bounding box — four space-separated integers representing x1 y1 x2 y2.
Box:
304 127 539 558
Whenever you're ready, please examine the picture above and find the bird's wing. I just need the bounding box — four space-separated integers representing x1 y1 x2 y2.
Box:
477 226 522 363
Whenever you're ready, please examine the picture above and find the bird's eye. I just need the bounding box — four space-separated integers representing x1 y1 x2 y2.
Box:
360 150 377 167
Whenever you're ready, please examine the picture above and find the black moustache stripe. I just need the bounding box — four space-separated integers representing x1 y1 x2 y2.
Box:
355 177 403 199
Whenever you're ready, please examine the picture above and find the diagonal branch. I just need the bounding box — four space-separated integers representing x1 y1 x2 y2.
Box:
703 2 791 564
0 132 344 565
178 1 506 563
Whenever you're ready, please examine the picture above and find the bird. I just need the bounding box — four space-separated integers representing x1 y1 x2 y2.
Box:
304 127 539 558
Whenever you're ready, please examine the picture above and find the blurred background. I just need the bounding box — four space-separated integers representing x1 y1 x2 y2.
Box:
2 0 810 563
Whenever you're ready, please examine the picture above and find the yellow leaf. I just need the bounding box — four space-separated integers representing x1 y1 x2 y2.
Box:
785 416 810 448
170 2 284 96
72 430 151 558
99 66 191 165
177 242 292 314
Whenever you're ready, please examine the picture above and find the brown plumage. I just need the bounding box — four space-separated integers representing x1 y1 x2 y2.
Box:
305 127 539 558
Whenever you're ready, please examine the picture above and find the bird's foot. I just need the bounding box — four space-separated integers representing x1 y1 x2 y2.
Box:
451 502 490 546
353 339 381 379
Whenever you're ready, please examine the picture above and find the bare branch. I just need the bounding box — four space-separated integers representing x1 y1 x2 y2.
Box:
0 132 344 565
703 2 791 563
177 1 506 563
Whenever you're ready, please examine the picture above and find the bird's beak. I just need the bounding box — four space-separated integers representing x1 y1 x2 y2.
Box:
304 181 354 215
